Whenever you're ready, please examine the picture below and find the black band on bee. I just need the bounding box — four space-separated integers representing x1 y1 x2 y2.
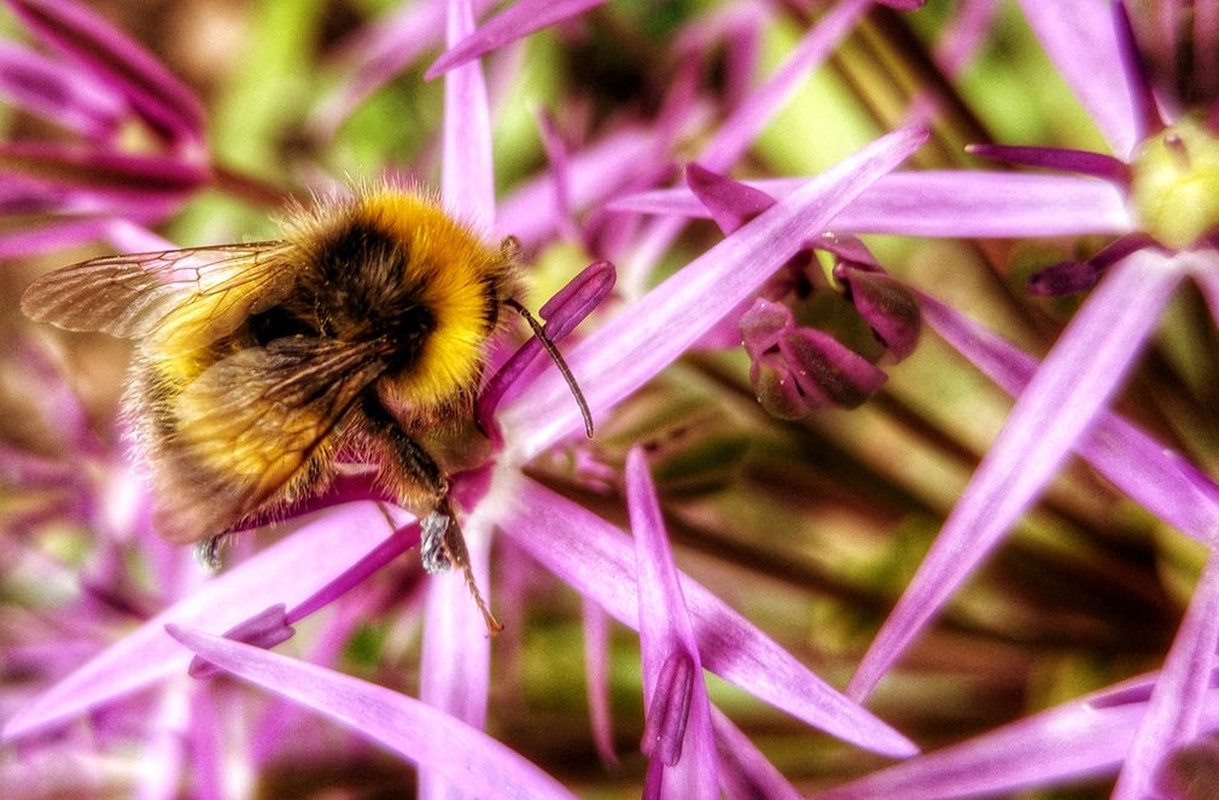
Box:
359 391 446 498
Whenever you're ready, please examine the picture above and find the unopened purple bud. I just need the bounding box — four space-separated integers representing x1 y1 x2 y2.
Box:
837 267 921 359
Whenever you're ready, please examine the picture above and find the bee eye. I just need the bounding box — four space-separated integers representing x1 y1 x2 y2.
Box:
250 306 319 345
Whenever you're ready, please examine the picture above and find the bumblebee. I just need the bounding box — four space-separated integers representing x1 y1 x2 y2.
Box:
22 186 588 631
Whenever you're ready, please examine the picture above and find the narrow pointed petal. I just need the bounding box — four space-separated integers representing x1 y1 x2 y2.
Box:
582 599 619 766
501 126 928 456
1112 551 1219 799
1014 0 1141 158
494 474 918 758
710 706 801 800
2 503 400 741
919 292 1219 545
419 515 493 730
441 0 494 230
166 626 580 800
7 0 205 142
627 447 718 799
612 171 1134 237
816 680 1219 799
848 250 1186 700
426 0 606 79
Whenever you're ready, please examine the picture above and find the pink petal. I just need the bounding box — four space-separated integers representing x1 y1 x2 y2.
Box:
426 0 607 79
627 447 718 798
167 625 579 800
441 0 494 230
612 171 1134 238
920 292 1219 545
1014 0 1141 158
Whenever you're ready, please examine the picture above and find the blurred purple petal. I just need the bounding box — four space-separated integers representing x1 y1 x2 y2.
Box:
613 171 1134 237
312 0 447 136
495 475 918 758
627 447 718 798
848 250 1186 700
502 126 928 455
0 42 123 138
497 126 673 246
1112 551 1219 799
0 143 207 204
2 503 402 741
582 599 619 766
7 0 205 142
426 0 606 79
166 625 580 800
535 110 582 244
1014 0 1141 158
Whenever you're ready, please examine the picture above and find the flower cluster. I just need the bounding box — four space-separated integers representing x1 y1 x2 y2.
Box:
3 1 1219 798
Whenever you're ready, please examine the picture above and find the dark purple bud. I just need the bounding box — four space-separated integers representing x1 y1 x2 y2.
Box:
815 232 883 271
1027 234 1156 296
837 267 921 359
187 604 294 679
739 296 791 358
641 651 694 766
1027 259 1105 296
779 327 888 411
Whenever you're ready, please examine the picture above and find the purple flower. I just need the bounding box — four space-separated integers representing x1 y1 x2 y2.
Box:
3 2 929 796
0 0 210 257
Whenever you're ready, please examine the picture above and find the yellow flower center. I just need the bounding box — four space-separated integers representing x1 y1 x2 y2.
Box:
1129 117 1219 248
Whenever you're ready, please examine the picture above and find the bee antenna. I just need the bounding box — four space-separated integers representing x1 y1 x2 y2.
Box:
505 298 594 438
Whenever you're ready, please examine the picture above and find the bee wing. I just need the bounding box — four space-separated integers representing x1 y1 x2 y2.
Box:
21 241 297 346
152 336 390 543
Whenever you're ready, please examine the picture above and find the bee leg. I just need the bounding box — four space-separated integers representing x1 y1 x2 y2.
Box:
360 394 502 634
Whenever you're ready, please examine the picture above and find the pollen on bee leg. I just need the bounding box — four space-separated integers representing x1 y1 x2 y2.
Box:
193 534 229 573
420 505 503 636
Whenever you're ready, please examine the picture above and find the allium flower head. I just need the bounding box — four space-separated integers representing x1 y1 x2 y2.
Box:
7 0 1219 798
